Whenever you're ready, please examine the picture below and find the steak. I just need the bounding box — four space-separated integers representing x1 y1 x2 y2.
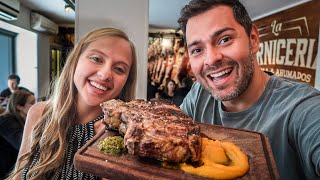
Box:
100 99 202 162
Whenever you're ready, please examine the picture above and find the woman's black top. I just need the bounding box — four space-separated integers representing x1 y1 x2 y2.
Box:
0 114 23 179
22 115 104 180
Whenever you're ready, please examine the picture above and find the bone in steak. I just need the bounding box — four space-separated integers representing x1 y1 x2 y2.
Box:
100 99 201 162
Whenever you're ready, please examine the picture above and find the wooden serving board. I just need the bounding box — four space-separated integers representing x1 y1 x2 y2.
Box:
74 123 279 179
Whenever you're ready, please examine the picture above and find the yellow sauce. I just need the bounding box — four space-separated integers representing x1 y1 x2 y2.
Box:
180 138 249 179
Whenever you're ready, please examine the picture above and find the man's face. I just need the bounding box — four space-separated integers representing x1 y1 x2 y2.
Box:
8 79 19 91
185 5 257 101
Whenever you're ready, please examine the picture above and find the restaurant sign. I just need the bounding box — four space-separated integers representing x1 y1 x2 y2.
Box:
254 0 319 86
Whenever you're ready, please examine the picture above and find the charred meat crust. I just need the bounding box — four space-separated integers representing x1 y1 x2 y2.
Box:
101 99 202 162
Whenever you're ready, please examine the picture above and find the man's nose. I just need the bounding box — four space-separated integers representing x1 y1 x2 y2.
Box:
204 47 223 66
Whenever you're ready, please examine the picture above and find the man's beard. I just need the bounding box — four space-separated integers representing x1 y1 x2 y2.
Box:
200 45 255 101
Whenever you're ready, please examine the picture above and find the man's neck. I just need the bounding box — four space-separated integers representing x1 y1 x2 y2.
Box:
222 70 270 112
10 88 18 92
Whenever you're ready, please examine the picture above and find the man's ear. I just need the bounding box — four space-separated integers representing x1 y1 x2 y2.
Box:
250 24 260 53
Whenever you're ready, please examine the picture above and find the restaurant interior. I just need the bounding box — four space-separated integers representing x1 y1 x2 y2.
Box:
0 0 319 101
0 0 320 179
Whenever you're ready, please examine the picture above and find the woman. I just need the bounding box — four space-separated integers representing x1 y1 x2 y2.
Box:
161 79 180 105
8 27 137 179
0 90 35 179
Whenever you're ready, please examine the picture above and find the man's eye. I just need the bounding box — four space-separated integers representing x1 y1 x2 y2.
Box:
219 37 231 45
191 48 202 55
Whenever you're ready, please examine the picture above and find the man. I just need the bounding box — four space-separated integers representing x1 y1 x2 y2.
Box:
0 74 30 105
178 0 320 179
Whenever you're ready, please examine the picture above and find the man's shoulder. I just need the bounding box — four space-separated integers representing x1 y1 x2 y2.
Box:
0 88 10 97
18 86 34 95
268 76 320 113
271 76 320 96
19 86 30 91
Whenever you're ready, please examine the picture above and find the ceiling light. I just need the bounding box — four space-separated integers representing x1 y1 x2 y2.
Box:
161 39 172 48
65 3 73 12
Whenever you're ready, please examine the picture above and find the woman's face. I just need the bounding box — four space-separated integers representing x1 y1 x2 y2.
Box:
74 36 133 107
18 95 36 119
167 81 176 92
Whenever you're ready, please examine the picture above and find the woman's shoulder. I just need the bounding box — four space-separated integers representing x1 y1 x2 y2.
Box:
0 113 18 126
26 101 47 124
22 101 48 139
160 92 170 98
30 101 47 113
0 113 15 119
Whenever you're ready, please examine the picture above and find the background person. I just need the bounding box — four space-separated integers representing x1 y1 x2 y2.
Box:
154 89 162 99
0 90 35 179
178 0 320 179
0 74 30 107
8 27 137 179
161 79 181 106
174 76 193 106
147 75 159 100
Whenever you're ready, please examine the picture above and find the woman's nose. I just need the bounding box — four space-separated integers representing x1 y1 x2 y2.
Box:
97 65 113 81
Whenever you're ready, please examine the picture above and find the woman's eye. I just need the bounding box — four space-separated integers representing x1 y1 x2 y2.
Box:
90 56 102 63
114 67 126 74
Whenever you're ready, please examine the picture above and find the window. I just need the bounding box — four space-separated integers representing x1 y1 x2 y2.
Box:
0 28 17 91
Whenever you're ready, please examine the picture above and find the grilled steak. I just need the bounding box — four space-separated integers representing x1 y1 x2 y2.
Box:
101 99 201 162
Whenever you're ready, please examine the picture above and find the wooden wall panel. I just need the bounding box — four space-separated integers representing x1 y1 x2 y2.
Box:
254 0 319 86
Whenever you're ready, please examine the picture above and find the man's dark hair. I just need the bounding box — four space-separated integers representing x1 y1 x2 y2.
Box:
178 0 252 38
8 74 21 84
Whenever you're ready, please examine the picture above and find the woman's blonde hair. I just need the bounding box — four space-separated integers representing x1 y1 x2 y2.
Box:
9 27 137 179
